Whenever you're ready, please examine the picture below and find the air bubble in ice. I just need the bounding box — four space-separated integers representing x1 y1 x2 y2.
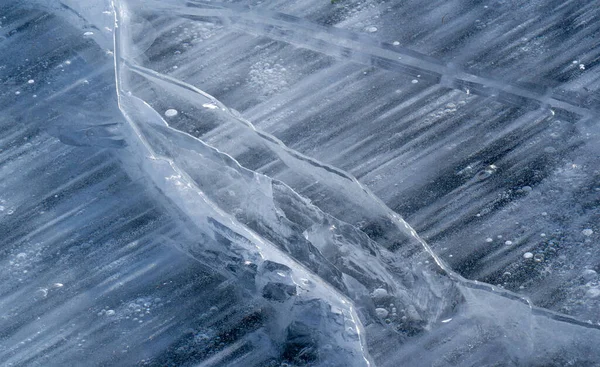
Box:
523 252 533 259
474 171 490 181
582 229 593 236
35 288 48 297
371 288 388 298
366 26 378 33
375 308 389 318
165 109 178 117
202 103 218 110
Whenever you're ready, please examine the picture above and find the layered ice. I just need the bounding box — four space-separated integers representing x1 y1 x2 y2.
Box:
1 0 600 366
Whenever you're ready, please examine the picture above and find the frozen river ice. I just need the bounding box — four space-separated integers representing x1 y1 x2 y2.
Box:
1 0 599 365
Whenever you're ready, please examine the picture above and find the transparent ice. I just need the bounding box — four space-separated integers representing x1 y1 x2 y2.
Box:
1 0 599 366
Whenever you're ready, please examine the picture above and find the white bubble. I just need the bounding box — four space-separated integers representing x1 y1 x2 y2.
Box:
582 228 594 236
27 79 34 84
579 64 585 70
504 240 513 245
485 237 493 243
366 26 378 33
15 91 20 95
105 310 115 316
371 288 388 298
202 103 218 110
375 308 389 318
164 109 178 117
411 79 418 84
523 252 533 259
83 31 94 37
392 41 400 46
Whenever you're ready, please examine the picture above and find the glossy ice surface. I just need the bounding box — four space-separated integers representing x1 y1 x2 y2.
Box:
1 0 599 366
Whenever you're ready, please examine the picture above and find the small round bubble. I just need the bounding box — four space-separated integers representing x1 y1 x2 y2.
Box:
164 109 178 117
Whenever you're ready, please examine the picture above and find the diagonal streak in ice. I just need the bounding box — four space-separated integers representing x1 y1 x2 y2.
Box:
151 0 597 119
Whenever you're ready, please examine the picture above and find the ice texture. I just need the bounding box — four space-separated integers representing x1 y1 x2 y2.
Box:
1 0 599 366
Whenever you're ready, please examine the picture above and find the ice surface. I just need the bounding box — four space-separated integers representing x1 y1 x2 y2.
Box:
1 0 599 366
